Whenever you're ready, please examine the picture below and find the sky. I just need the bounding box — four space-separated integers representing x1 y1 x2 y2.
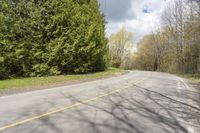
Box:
98 0 168 42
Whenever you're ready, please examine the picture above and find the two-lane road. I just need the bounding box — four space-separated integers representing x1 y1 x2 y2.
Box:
0 71 200 133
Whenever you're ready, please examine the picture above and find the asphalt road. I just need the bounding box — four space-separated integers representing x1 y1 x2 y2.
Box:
0 71 200 133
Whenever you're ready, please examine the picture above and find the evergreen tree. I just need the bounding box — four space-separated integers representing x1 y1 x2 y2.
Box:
0 0 108 79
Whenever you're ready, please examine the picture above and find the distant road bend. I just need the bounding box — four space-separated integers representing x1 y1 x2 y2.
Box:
0 71 200 133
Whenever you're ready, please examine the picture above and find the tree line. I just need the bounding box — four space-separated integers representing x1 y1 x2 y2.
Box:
133 0 200 74
0 0 108 79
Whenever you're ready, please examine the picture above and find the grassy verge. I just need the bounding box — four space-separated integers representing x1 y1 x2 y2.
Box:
178 73 200 83
0 68 126 91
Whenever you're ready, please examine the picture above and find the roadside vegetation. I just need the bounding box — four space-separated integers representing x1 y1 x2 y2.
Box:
0 68 125 91
0 0 108 79
178 73 200 83
108 27 135 69
132 0 200 74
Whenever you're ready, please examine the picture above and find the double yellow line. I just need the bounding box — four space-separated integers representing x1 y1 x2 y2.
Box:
0 74 150 132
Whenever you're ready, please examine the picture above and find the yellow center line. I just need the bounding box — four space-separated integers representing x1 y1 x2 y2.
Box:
0 74 150 132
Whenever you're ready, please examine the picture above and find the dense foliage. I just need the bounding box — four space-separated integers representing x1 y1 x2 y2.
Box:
0 0 108 79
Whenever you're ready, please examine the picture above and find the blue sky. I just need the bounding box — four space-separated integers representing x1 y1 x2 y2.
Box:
98 0 168 42
143 6 152 13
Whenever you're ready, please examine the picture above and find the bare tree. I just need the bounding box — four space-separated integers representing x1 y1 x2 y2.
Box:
108 27 134 69
134 0 200 74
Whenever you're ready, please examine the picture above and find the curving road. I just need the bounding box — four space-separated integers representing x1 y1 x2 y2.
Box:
0 71 200 133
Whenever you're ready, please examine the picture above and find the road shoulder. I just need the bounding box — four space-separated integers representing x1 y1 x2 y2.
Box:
0 70 128 97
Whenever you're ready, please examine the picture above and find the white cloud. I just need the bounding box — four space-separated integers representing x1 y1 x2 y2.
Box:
99 0 167 42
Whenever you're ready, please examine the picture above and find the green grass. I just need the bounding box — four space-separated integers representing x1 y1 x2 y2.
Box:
0 68 126 91
178 73 200 83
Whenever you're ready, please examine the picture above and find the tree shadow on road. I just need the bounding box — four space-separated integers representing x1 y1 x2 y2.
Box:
52 84 200 133
3 83 200 133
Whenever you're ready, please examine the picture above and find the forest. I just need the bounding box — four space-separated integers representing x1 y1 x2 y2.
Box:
0 0 108 79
